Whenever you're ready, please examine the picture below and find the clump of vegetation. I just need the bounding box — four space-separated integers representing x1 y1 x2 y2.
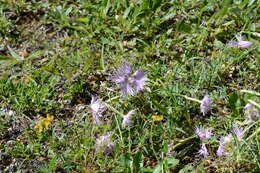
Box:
0 0 259 172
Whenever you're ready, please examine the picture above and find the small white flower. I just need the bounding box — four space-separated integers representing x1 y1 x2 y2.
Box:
122 110 136 128
90 96 106 125
95 133 115 154
200 95 211 116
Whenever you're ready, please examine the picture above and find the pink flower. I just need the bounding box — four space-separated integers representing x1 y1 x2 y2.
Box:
95 133 115 154
197 144 209 158
122 110 136 127
217 134 232 157
244 103 259 124
90 96 106 125
200 95 211 116
232 124 245 139
195 126 213 141
111 63 147 96
228 35 252 49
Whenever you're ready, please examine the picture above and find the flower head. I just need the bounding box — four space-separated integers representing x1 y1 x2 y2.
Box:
34 114 55 133
195 126 213 141
122 110 136 128
95 133 115 154
200 95 211 116
228 35 252 49
232 124 244 139
90 96 106 125
217 134 232 157
152 115 164 121
244 103 259 124
197 144 209 158
111 63 147 96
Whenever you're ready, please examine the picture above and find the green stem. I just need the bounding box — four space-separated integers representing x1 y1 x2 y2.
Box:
247 127 260 140
243 120 258 133
172 136 197 151
172 93 201 103
248 100 260 109
105 103 124 145
106 96 121 102
240 90 260 96
150 122 159 161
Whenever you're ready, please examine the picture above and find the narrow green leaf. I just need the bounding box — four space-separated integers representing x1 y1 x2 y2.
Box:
153 162 162 173
100 44 105 70
176 21 192 33
7 46 22 60
0 55 11 61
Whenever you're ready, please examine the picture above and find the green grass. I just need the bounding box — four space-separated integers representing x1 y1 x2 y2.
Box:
0 0 259 172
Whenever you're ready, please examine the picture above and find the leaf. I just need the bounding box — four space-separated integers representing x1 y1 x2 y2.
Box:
228 92 244 115
100 44 105 71
123 6 132 19
0 55 12 61
162 12 175 22
133 152 143 172
7 46 22 60
27 50 45 60
153 162 162 173
76 17 89 23
178 165 194 173
228 92 239 110
164 157 179 168
152 0 162 10
176 21 192 33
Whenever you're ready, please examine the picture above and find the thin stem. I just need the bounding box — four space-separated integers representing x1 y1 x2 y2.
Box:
105 103 124 145
183 95 202 103
150 121 159 161
171 93 202 103
248 100 260 109
240 90 260 96
172 136 197 151
247 127 260 140
106 95 121 102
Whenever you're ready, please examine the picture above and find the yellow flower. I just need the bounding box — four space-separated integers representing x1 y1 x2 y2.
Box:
152 115 163 121
42 119 51 128
46 114 54 121
34 114 54 132
34 124 43 133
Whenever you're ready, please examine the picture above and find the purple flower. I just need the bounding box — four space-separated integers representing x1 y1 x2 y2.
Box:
228 35 252 49
200 95 211 116
195 126 213 141
244 103 259 124
111 63 132 84
217 134 232 157
95 133 115 154
122 110 136 128
232 124 245 139
228 41 238 47
111 63 148 96
197 144 209 158
90 96 106 125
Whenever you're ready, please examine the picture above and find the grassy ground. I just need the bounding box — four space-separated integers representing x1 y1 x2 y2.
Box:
0 0 259 172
